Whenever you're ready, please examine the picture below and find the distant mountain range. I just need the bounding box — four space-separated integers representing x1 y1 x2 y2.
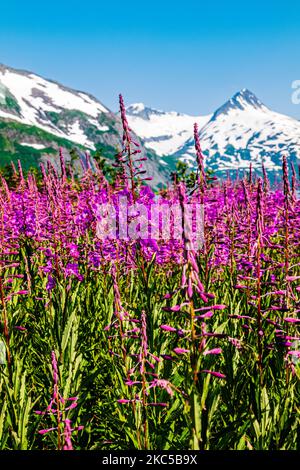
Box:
0 64 167 187
0 63 299 184
127 89 300 176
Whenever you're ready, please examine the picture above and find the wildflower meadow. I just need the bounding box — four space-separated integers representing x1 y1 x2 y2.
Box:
0 95 300 451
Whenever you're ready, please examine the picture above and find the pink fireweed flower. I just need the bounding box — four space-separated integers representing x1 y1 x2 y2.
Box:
286 276 300 282
141 310 148 359
228 337 242 349
162 304 187 312
200 370 226 379
187 277 193 298
63 419 73 451
126 317 140 323
38 427 57 435
148 379 174 396
284 318 300 323
203 348 222 356
118 398 141 404
2 263 20 269
51 351 59 388
14 326 27 331
65 263 84 281
194 305 226 312
163 292 174 299
269 306 288 311
271 290 287 296
74 426 84 432
173 347 189 355
149 353 161 362
199 322 207 351
199 293 209 302
8 290 29 298
160 325 177 332
195 311 214 320
287 351 300 357
161 354 173 361
46 275 56 291
181 267 187 288
64 400 78 411
189 252 199 274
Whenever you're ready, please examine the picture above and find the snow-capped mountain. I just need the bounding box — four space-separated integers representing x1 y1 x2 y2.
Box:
0 64 111 147
126 103 211 162
127 89 300 175
0 63 167 187
1 61 299 183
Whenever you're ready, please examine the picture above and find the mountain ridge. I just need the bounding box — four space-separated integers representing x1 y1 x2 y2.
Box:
127 89 300 176
1 62 299 182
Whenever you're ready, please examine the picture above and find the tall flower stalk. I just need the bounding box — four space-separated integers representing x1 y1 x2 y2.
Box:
255 178 264 383
35 351 83 450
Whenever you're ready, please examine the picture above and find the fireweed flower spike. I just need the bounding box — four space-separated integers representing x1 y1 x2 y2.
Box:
112 308 175 448
158 172 225 449
255 178 264 382
193 122 206 202
116 94 151 198
35 351 83 450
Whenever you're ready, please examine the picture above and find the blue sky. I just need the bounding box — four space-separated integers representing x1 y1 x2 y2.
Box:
1 0 300 117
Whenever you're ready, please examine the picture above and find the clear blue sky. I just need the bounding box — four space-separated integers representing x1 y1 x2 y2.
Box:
1 0 300 118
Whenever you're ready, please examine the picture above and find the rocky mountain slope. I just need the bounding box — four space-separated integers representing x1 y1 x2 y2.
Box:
0 64 167 187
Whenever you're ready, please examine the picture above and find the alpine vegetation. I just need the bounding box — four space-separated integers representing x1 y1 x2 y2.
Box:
0 95 300 451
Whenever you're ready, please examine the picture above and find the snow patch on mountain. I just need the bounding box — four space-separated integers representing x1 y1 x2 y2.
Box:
0 68 108 118
20 142 46 150
127 103 211 156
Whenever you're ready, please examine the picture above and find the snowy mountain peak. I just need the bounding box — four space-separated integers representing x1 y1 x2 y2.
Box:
126 102 145 114
126 103 169 120
233 88 264 108
211 88 265 121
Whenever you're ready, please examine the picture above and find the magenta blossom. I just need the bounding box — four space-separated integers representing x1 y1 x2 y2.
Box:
173 347 190 355
200 370 226 379
160 325 177 332
203 348 222 356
